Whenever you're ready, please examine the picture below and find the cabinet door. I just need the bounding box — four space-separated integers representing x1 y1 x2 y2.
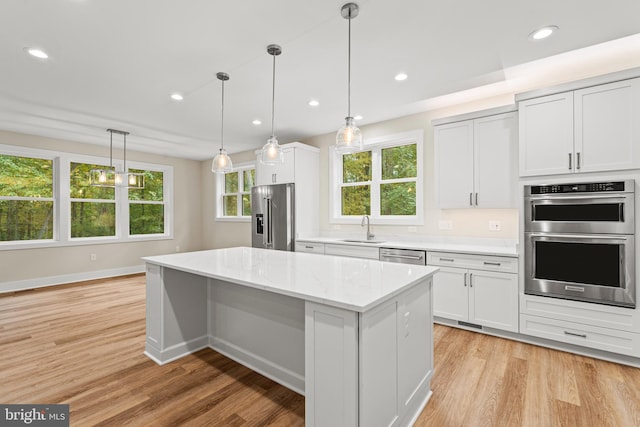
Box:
255 149 295 185
434 120 474 208
474 112 517 208
468 270 518 332
575 78 640 173
518 92 574 176
432 267 468 322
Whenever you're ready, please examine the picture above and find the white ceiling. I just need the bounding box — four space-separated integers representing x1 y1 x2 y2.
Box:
1 0 640 160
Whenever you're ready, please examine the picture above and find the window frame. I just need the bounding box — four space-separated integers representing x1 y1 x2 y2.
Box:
0 144 174 250
215 161 255 222
329 130 424 225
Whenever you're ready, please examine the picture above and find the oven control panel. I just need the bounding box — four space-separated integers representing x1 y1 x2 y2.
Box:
530 181 626 195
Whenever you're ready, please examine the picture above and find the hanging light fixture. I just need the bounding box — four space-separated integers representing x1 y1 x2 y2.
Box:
260 44 284 165
89 129 144 189
335 2 362 153
212 72 233 174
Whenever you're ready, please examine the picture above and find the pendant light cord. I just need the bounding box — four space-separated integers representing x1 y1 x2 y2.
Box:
271 52 276 138
109 130 113 168
347 11 352 118
220 78 225 151
123 132 127 172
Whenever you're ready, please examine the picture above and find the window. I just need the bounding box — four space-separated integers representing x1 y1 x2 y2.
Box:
0 153 55 242
217 163 255 220
0 144 173 249
70 162 116 238
128 168 165 235
330 130 423 225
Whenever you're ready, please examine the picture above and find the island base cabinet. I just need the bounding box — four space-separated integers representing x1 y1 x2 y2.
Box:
305 278 433 427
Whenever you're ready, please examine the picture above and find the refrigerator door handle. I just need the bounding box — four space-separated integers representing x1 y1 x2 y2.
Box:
264 197 273 248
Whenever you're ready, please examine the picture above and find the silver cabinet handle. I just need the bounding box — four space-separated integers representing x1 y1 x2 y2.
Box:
463 272 467 287
305 245 314 249
439 257 454 262
469 192 473 206
576 152 581 170
483 261 501 266
475 193 478 206
383 254 423 260
564 331 587 338
568 153 572 170
271 173 276 184
469 273 473 287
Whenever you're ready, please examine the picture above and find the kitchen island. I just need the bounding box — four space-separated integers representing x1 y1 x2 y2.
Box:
143 247 438 427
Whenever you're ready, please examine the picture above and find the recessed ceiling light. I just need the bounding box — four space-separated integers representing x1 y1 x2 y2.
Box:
170 93 184 101
395 73 408 81
529 25 558 40
354 115 363 121
25 48 48 59
308 99 320 107
252 119 262 126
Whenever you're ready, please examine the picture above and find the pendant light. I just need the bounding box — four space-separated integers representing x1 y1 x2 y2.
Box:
89 129 144 189
260 44 284 165
335 2 362 153
212 72 233 174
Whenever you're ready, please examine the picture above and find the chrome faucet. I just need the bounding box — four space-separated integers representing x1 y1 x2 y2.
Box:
361 215 375 240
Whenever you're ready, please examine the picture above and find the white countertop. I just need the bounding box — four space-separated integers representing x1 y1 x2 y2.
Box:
143 247 438 312
297 236 519 257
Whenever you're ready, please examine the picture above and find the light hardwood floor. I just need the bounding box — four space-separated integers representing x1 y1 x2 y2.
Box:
1 274 639 426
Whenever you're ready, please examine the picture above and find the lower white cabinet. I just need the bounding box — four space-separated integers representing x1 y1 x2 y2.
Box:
295 241 325 254
324 243 379 260
428 252 519 333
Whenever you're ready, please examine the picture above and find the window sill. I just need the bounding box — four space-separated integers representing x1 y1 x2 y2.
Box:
0 234 174 251
215 217 251 223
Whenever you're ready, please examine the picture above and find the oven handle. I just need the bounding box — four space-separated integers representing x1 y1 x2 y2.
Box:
528 232 629 241
527 194 629 201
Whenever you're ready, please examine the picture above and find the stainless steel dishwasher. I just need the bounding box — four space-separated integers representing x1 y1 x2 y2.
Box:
379 248 426 265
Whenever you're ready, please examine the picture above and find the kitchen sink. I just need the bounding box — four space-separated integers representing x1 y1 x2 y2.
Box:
341 239 386 244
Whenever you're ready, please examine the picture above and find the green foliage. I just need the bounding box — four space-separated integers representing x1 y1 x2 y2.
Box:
242 194 251 216
243 170 255 192
382 144 417 179
128 169 163 201
223 195 237 216
225 172 239 194
70 162 115 200
0 200 53 241
70 202 116 237
342 185 370 215
380 182 416 215
0 154 53 197
130 204 164 235
343 151 371 183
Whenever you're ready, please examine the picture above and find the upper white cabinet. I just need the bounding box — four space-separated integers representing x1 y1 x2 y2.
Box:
434 109 517 209
255 142 320 239
518 76 640 176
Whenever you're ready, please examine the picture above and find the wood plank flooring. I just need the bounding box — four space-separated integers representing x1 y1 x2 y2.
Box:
1 275 639 426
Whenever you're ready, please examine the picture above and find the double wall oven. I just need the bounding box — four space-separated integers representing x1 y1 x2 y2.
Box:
524 180 636 308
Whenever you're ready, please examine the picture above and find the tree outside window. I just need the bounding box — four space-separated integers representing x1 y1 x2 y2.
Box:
128 169 165 235
70 162 116 238
218 166 255 219
0 154 54 241
331 130 423 225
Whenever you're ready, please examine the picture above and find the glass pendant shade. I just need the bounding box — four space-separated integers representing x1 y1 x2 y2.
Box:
89 129 144 189
260 136 284 165
212 148 233 173
335 116 362 153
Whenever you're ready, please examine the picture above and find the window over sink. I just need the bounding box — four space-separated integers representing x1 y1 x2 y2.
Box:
329 130 423 225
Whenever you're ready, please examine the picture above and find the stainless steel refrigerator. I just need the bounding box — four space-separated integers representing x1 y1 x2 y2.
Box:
251 183 295 251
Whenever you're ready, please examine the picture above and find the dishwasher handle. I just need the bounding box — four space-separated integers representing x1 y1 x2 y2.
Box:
382 254 424 261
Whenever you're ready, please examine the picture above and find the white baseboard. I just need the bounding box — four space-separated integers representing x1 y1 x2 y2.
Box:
210 336 305 395
146 336 210 365
0 265 145 293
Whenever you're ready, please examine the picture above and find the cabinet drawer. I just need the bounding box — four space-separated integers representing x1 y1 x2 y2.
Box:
520 294 639 333
520 314 640 357
296 241 325 254
324 244 379 260
427 251 517 273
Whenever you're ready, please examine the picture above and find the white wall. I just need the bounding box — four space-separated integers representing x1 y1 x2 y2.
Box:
0 130 204 286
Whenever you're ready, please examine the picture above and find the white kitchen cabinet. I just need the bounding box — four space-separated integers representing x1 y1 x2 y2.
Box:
324 243 379 260
434 109 517 209
428 252 519 333
255 142 320 239
518 76 640 176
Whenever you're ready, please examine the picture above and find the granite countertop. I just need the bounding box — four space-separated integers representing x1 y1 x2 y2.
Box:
297 236 519 257
143 247 438 312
